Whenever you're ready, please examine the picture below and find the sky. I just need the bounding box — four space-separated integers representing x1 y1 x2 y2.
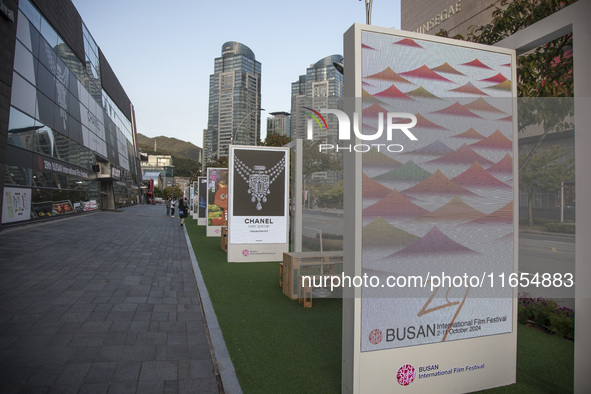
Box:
71 0 401 149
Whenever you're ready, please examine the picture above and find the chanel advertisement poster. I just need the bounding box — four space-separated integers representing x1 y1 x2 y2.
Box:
228 146 290 262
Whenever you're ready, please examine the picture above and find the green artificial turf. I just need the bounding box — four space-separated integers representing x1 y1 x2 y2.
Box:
478 324 574 393
186 220 342 393
185 219 574 394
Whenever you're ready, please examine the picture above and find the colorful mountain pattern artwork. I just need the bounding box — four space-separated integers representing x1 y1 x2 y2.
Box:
464 202 513 225
451 161 512 190
464 97 506 114
450 82 489 96
414 196 484 222
362 217 420 249
413 113 448 129
431 62 465 76
487 80 512 91
407 140 454 156
374 84 414 100
480 73 508 84
405 85 441 99
487 153 513 174
402 169 477 196
399 65 455 83
460 59 493 69
363 189 429 219
393 38 424 48
425 144 494 166
374 160 432 182
389 226 479 257
431 102 482 118
365 67 412 84
363 173 392 199
470 130 512 150
363 148 402 168
451 128 485 139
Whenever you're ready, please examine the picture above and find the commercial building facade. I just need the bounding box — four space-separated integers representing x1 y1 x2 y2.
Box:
205 41 261 165
290 54 343 144
266 111 290 138
1 0 142 224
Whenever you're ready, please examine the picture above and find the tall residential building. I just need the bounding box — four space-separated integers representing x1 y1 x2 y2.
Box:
205 42 261 164
1 0 142 225
290 55 343 144
266 111 290 138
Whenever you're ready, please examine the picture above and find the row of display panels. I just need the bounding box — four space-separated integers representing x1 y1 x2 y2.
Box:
191 146 290 262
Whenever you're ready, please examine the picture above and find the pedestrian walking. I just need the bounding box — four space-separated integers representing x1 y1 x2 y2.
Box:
171 197 176 217
165 197 171 216
179 197 188 227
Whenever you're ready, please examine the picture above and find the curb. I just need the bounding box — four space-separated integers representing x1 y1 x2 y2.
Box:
519 229 575 239
183 227 242 394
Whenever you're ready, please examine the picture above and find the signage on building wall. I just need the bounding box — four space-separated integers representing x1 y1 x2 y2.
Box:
2 187 31 224
227 146 290 262
34 153 91 179
206 168 228 237
413 0 462 34
342 24 517 393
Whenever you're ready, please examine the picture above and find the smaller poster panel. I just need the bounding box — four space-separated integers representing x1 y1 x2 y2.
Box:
227 145 290 262
197 177 207 225
206 168 228 237
2 187 32 224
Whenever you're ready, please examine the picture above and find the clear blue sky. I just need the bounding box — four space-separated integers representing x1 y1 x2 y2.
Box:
71 0 401 148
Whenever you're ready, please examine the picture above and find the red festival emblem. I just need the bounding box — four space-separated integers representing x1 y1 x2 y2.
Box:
368 329 383 345
396 364 416 386
242 249 250 257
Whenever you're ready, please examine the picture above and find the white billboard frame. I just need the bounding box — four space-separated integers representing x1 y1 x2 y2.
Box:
227 145 290 262
342 23 519 393
206 168 228 237
196 176 207 225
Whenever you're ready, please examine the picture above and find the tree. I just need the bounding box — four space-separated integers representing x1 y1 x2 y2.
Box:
519 146 573 226
163 185 183 199
261 133 291 147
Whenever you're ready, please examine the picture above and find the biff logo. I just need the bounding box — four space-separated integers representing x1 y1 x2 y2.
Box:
304 107 418 152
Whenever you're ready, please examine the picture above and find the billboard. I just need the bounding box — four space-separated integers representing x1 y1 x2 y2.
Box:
342 24 517 393
227 146 290 262
206 168 228 237
197 176 207 225
2 187 31 224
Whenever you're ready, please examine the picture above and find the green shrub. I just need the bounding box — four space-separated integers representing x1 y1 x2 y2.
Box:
544 223 575 234
518 295 574 339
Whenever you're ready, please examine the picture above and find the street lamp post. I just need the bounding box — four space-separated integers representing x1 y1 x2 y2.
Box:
231 107 265 146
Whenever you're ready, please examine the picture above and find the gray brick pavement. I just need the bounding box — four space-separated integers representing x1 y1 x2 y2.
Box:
0 205 225 393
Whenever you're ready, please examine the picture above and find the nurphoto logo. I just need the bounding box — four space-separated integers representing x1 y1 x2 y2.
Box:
304 107 418 152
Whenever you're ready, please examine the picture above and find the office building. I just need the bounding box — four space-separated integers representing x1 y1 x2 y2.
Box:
290 55 343 144
205 41 261 164
1 0 142 224
266 111 290 138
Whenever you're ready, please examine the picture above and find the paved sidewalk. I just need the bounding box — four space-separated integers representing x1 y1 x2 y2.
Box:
0 204 224 393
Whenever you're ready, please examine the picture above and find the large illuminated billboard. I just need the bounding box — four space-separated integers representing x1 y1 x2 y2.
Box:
342 24 518 393
227 145 290 262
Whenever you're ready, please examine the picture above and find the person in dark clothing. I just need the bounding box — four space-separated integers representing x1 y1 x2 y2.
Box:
178 197 188 227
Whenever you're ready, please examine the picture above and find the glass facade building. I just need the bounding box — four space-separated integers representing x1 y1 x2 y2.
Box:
1 0 141 225
266 111 290 138
205 42 261 164
290 55 343 144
